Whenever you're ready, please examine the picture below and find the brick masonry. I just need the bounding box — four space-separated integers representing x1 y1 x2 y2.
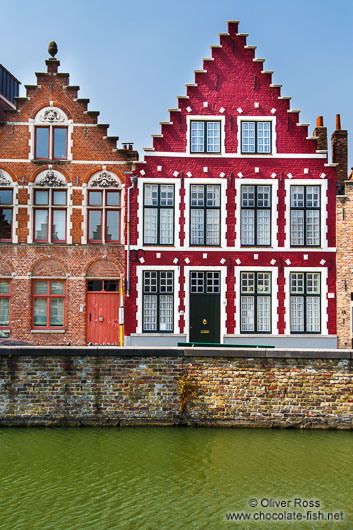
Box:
0 348 351 428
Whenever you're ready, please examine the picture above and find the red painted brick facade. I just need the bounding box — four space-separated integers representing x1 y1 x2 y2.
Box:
124 21 337 347
0 52 137 345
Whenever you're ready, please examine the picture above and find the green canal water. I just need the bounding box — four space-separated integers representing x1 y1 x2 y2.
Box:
0 428 352 530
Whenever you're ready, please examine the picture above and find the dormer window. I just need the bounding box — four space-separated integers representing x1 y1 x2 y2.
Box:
241 121 271 154
32 107 71 161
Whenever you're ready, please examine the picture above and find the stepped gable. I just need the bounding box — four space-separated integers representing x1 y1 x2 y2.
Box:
140 20 319 158
0 54 137 165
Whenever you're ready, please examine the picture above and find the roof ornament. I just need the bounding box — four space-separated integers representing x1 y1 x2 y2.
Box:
38 170 66 187
0 171 11 186
48 41 58 58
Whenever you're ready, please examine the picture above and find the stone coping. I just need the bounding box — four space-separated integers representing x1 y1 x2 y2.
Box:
0 346 351 359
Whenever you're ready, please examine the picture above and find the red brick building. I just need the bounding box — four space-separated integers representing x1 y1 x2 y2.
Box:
0 45 137 345
124 21 337 347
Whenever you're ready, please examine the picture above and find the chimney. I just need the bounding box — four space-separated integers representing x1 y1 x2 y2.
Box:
331 113 348 190
313 116 327 151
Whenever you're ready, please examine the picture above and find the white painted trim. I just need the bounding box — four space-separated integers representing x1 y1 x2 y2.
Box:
234 266 278 335
138 152 327 159
136 178 181 248
184 178 227 248
237 115 277 155
129 245 336 253
184 265 227 342
136 265 180 334
234 178 278 250
186 115 226 155
0 159 130 165
283 266 328 335
284 179 328 250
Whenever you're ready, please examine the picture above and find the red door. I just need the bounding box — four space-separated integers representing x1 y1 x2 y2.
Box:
86 280 120 345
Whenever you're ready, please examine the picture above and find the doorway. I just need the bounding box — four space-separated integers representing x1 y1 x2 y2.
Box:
189 271 220 343
86 279 120 345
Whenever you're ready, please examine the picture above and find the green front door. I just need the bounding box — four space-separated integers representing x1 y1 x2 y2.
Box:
189 271 220 343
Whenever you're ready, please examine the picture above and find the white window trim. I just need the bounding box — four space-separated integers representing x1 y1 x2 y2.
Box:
284 179 328 250
184 265 227 342
186 115 226 155
29 106 73 161
284 266 328 335
237 116 277 156
235 178 278 250
0 173 18 244
184 177 227 249
234 266 279 335
136 265 180 334
137 178 181 248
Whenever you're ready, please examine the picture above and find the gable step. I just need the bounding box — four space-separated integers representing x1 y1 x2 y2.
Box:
262 70 274 74
306 136 319 140
14 96 29 102
218 32 230 36
296 123 309 127
24 84 38 90
236 33 248 37
64 85 80 91
97 123 109 128
177 96 189 99
151 134 163 138
279 96 291 100
194 69 207 74
210 45 222 49
288 109 300 113
104 135 120 141
245 45 257 49
253 58 265 62
75 98 90 104
168 108 181 112
270 84 282 88
143 147 155 152
185 83 197 87
316 149 328 154
160 121 173 125
84 110 100 117
202 57 214 61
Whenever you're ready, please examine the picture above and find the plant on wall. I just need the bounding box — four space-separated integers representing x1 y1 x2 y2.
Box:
178 375 198 413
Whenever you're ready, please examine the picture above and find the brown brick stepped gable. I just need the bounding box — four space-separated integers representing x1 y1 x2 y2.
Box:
0 348 351 428
0 46 138 345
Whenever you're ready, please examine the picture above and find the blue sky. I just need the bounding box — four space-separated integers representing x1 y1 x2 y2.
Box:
1 0 353 168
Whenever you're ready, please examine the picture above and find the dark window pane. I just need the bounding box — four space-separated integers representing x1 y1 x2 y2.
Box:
106 210 119 241
87 280 103 291
88 210 102 241
53 190 66 205
34 190 49 205
106 191 120 206
35 128 49 158
0 209 12 239
34 210 48 240
52 210 66 241
53 128 67 159
104 280 119 292
0 189 12 204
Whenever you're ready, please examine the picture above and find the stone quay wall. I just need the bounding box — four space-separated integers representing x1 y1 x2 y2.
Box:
0 347 352 429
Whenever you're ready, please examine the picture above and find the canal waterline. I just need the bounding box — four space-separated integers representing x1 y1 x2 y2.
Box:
0 427 352 529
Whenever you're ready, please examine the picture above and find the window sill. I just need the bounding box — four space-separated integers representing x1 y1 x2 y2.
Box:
31 159 70 164
131 333 186 337
31 329 66 334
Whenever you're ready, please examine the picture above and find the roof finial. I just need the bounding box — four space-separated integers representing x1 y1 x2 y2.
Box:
48 41 58 59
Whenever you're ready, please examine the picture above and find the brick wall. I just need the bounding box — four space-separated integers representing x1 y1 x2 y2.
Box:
0 348 351 428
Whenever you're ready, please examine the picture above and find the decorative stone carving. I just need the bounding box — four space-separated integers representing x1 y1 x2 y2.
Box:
37 171 66 187
38 108 65 123
0 171 11 186
89 171 119 188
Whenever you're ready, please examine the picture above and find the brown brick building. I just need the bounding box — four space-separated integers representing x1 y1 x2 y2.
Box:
0 45 137 345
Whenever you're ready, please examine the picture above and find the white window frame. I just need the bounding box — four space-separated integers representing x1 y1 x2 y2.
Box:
237 116 277 156
184 265 227 342
136 265 180 334
284 267 328 335
137 178 181 249
235 178 278 250
186 115 226 155
234 266 278 335
184 178 227 249
284 179 327 250
0 170 18 244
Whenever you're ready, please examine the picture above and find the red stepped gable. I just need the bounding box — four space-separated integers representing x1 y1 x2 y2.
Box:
124 20 337 348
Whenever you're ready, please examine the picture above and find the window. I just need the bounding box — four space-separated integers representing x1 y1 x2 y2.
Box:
241 121 271 154
0 188 13 242
32 280 65 328
143 271 174 332
241 185 271 246
190 184 220 246
88 190 121 243
35 126 67 160
240 272 271 333
87 280 119 292
143 184 174 245
290 186 320 246
0 280 10 327
190 121 221 153
33 189 67 243
290 272 321 333
190 271 220 293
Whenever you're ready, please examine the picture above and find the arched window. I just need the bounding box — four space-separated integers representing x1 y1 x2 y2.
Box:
0 170 14 242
